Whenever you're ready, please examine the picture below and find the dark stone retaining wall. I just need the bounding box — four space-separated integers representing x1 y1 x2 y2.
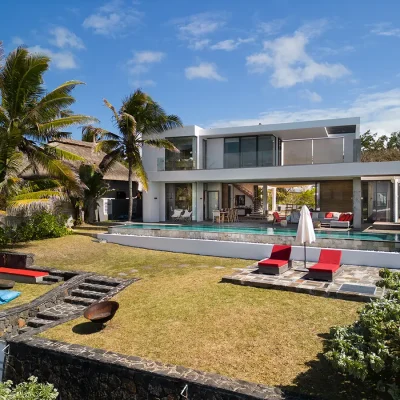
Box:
0 272 89 338
0 251 34 269
4 336 304 400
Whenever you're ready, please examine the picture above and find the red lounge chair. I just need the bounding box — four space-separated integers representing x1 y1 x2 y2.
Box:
308 249 342 281
272 212 283 225
258 245 292 275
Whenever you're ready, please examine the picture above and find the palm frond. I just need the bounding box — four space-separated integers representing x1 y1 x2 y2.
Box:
103 98 119 122
143 138 179 153
43 145 85 161
132 161 148 192
36 115 98 133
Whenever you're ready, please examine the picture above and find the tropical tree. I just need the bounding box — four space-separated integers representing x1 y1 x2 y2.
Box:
78 164 110 223
96 89 182 221
0 45 95 210
361 130 400 162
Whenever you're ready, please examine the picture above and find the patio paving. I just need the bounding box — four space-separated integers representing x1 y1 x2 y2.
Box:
222 261 386 302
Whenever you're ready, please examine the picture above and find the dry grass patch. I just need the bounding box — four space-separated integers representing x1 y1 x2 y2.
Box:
9 235 361 399
0 282 55 310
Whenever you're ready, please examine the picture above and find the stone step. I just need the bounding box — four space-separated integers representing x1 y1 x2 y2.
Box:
85 277 120 287
27 318 52 328
37 311 62 321
64 296 96 307
79 282 114 293
43 275 63 283
71 289 103 300
18 326 31 334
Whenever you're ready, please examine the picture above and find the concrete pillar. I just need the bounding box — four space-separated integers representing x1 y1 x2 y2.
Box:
394 179 399 222
192 183 197 222
143 182 160 223
271 187 277 212
262 185 268 213
352 178 362 229
159 183 166 221
196 182 204 222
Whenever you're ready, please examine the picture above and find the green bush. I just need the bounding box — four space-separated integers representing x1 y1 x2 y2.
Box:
0 212 70 245
0 376 58 399
377 268 400 290
325 285 400 399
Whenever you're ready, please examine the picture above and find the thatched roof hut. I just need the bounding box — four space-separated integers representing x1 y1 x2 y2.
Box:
48 138 130 181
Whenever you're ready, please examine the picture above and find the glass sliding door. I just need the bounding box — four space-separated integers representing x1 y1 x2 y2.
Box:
165 137 197 170
224 138 240 168
364 181 392 222
241 137 257 167
207 191 219 220
258 136 275 166
165 183 193 220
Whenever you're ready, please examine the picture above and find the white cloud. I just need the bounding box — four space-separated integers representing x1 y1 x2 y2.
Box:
28 45 78 69
11 36 24 46
132 51 165 64
209 88 400 135
172 12 228 50
300 89 322 103
189 39 210 50
258 19 286 35
317 45 354 56
127 50 165 76
246 22 350 88
83 0 143 36
130 79 156 87
185 62 226 81
370 22 400 38
211 37 254 51
49 27 85 49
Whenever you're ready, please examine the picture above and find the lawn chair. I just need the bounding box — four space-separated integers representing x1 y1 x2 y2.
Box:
272 211 283 225
308 249 342 281
171 209 183 221
181 210 192 222
258 245 292 275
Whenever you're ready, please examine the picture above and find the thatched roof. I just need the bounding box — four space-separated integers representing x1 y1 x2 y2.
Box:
48 138 130 181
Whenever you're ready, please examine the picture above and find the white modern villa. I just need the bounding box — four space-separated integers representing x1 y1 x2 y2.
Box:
142 117 400 229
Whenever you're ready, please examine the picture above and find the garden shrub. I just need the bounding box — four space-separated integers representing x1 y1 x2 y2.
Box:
377 268 400 290
0 376 58 399
325 273 400 399
0 212 70 245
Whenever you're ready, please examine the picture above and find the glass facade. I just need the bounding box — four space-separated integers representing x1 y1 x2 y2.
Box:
165 183 193 220
223 135 276 168
362 181 392 222
165 136 196 171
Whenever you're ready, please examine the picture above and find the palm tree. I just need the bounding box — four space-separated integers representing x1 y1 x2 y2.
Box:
0 45 96 206
96 89 182 221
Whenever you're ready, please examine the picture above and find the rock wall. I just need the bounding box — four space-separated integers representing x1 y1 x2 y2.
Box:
4 336 303 400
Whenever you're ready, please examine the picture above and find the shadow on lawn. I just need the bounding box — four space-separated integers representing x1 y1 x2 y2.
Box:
72 322 104 335
279 334 375 400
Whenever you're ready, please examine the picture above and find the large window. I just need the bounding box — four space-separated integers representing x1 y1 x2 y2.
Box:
224 138 240 168
165 183 193 220
223 135 276 168
165 137 196 170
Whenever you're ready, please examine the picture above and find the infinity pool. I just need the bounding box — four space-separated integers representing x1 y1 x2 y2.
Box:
117 223 400 242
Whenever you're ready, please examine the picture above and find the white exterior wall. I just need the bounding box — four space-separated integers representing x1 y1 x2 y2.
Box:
142 182 161 222
98 234 400 269
196 182 204 221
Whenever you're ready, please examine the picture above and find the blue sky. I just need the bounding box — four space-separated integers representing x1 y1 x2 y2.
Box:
2 0 400 138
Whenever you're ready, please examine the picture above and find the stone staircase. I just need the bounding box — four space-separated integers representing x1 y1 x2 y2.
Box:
19 276 124 334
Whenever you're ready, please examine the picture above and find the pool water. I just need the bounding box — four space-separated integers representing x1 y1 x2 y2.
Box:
117 223 400 242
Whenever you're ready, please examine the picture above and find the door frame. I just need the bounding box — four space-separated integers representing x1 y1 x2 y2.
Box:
206 191 219 220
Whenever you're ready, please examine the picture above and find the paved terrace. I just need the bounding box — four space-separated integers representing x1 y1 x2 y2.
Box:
222 263 386 302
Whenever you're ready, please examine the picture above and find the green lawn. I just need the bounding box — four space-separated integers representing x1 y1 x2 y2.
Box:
8 234 362 399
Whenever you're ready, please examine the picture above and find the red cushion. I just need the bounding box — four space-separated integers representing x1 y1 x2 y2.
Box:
338 214 346 221
270 244 292 261
273 212 281 221
258 258 288 268
309 263 341 273
318 249 342 265
348 214 353 222
325 212 333 218
0 267 48 278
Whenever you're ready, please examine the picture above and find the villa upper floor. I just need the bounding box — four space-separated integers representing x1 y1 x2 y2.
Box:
142 117 361 174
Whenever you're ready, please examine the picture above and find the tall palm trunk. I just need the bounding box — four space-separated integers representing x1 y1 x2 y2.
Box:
128 158 133 222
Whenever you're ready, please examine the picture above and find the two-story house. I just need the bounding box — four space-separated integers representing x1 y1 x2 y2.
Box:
142 117 400 229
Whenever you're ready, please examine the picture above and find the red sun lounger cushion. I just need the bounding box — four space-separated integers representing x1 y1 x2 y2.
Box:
0 267 48 278
338 214 346 221
308 263 341 273
318 249 342 265
269 245 292 261
258 258 289 268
